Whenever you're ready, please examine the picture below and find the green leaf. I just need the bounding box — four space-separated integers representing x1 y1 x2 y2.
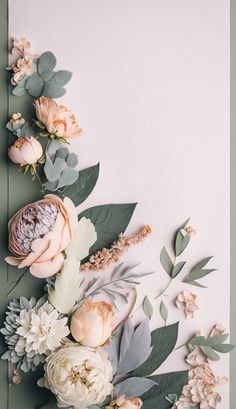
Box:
132 322 179 377
175 229 190 257
212 343 235 353
172 261 186 278
38 51 57 75
183 257 216 286
141 370 188 409
57 168 78 189
200 346 220 361
52 70 73 85
160 247 173 276
61 163 99 206
160 301 168 322
78 203 137 256
188 333 228 346
12 84 26 96
115 377 157 399
143 296 154 319
184 280 207 288
40 70 55 81
43 80 66 98
25 74 44 97
191 257 213 270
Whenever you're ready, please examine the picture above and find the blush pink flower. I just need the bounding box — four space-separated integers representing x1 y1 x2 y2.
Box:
8 136 43 166
5 194 77 278
35 97 81 141
176 290 199 319
70 300 114 348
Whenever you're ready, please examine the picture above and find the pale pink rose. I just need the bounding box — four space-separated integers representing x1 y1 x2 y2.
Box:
119 398 143 409
176 290 198 319
35 97 81 140
5 194 77 278
70 300 114 347
8 136 43 165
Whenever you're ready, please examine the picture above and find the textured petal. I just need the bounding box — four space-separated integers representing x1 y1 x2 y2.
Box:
30 252 64 278
65 218 97 261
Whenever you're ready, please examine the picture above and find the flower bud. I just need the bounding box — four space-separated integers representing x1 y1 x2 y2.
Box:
8 136 43 165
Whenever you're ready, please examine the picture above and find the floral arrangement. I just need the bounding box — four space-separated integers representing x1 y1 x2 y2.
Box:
1 37 234 409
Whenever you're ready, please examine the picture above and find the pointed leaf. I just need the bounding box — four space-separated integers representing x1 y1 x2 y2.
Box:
175 229 190 257
115 377 157 399
143 296 154 319
160 301 168 322
160 247 173 276
212 343 235 353
172 261 186 278
200 346 220 361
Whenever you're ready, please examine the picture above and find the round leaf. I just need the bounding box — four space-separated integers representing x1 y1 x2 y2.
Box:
38 51 57 75
43 80 66 98
25 74 44 97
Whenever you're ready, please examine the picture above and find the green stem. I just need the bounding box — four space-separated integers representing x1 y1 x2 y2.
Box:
7 268 29 296
34 168 43 188
174 342 187 351
155 277 173 300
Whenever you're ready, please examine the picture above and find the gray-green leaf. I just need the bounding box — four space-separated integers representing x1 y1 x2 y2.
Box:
172 261 186 278
200 346 220 361
160 301 168 322
38 51 57 75
43 80 66 98
25 74 44 97
175 229 190 257
143 296 154 319
115 377 157 399
160 247 173 276
12 84 26 96
52 70 73 85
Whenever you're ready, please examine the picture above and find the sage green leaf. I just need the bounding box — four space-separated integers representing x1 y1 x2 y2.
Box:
141 370 188 409
55 147 68 160
200 346 220 361
44 156 67 182
132 322 179 377
78 203 137 256
56 168 78 189
183 257 216 287
191 256 213 270
52 70 73 85
160 247 173 276
115 377 157 399
12 84 26 96
43 80 66 98
160 301 168 322
212 343 235 353
175 229 190 257
34 120 46 129
25 74 44 97
40 70 55 81
61 163 99 206
188 333 228 346
66 153 78 167
184 280 207 288
179 218 190 229
143 296 154 319
165 393 178 404
38 51 57 75
172 261 186 278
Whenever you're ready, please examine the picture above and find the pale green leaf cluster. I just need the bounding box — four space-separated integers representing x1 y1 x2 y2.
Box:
188 333 235 361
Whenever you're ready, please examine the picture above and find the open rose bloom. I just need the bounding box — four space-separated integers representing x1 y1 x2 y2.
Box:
5 194 77 278
35 96 81 140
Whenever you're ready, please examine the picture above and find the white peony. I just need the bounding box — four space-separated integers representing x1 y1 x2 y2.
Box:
38 344 113 409
15 301 69 356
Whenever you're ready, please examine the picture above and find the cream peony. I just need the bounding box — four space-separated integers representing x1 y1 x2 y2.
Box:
5 194 77 278
8 136 43 165
39 344 113 409
35 96 81 140
70 300 114 347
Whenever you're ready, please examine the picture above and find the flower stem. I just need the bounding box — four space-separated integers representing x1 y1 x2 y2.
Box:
34 169 43 187
155 277 173 300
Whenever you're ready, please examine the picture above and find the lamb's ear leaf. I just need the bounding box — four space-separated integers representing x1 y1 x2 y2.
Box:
61 163 100 207
132 322 179 377
114 377 157 399
78 202 137 256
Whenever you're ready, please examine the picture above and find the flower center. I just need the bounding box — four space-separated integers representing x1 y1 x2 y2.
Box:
15 202 59 253
69 362 92 386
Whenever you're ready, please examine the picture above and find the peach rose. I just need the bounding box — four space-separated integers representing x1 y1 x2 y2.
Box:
5 194 77 278
70 300 114 347
35 97 81 140
8 136 43 165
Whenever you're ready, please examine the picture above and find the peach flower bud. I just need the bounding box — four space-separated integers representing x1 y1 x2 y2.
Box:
35 96 81 140
8 136 43 166
119 398 143 409
70 300 114 348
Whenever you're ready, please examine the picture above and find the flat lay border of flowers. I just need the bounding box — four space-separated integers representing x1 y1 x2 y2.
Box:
1 37 234 409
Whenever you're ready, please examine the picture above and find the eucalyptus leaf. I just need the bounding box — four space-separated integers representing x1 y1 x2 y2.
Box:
200 346 220 361
12 84 26 96
115 377 157 399
160 301 168 322
212 343 235 353
188 334 228 346
44 156 67 182
66 152 79 167
61 163 100 206
172 261 186 278
78 203 137 256
43 80 66 98
38 51 57 75
132 322 179 377
183 257 216 287
143 296 154 319
52 70 73 85
175 229 190 257
56 168 78 189
160 247 173 276
25 73 44 97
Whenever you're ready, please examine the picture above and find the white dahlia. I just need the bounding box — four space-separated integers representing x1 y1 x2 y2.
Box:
38 344 113 409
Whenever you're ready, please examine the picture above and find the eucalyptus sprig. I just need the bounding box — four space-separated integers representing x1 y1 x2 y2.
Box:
187 333 235 361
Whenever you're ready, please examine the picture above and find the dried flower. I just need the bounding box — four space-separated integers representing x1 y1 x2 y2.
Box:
10 56 34 85
1 296 69 373
173 364 228 409
185 226 196 236
10 112 25 124
8 136 43 166
210 324 226 337
5 194 77 278
12 37 32 56
35 97 81 141
70 300 114 347
176 291 198 319
81 224 152 272
12 370 22 385
106 396 143 409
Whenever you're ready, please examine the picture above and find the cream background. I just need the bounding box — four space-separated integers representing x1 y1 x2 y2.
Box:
9 0 230 407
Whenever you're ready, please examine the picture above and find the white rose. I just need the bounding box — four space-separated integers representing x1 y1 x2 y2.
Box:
39 344 113 409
